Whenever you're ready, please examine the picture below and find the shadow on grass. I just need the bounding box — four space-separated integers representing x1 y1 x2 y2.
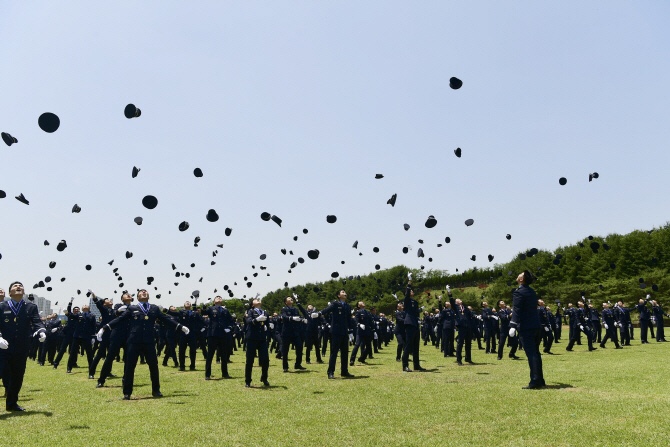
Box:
66 424 91 430
0 410 53 420
169 391 197 397
419 368 440 373
288 370 315 374
341 375 370 380
544 383 574 390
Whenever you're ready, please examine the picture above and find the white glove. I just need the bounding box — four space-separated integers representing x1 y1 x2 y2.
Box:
303 319 308 324
91 339 95 346
256 315 267 322
446 285 451 293
96 328 105 341
39 332 47 342
269 323 274 329
182 326 190 335
579 325 584 331
0 337 8 349
544 326 550 332
224 328 231 333
311 312 319 318
292 316 301 321
604 323 609 329
200 328 206 332
374 332 378 340
646 294 651 300
51 327 58 333
408 272 412 280
359 324 366 330
349 334 354 343
508 328 517 337
492 315 499 320
118 305 128 313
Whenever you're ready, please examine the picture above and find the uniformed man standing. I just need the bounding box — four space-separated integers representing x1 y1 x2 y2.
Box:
170 300 205 371
509 271 545 389
90 293 115 377
437 296 455 357
394 302 406 362
538 300 554 354
202 296 234 379
304 305 323 364
0 281 47 411
97 292 133 387
244 299 270 387
636 297 652 344
651 300 668 342
279 295 308 372
316 290 354 379
350 301 373 366
449 286 473 366
402 275 425 372
599 302 622 349
67 303 96 374
613 301 632 346
97 289 189 399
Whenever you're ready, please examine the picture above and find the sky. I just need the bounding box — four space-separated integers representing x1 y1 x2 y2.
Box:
1 1 669 310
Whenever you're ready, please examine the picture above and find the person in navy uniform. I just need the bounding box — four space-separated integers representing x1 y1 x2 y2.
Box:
350 301 374 366
202 296 234 379
566 301 596 352
90 293 115 377
0 281 47 411
244 298 270 387
160 307 180 367
448 286 473 366
39 313 61 366
53 300 78 369
96 292 133 387
316 290 354 379
401 274 425 372
636 296 652 344
496 300 518 360
651 300 668 342
537 299 554 354
169 300 205 371
394 302 406 362
97 289 190 400
304 304 323 364
599 302 622 349
509 271 545 389
613 300 632 346
66 303 96 374
279 295 308 372
437 297 455 357
553 303 563 342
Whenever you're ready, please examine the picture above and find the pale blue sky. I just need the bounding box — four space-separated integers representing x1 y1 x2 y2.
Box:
1 1 669 309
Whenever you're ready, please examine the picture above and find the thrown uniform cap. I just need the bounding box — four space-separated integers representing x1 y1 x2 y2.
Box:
193 168 204 178
488 254 494 262
387 193 397 207
425 215 437 228
375 264 381 270
303 228 308 234
652 284 659 292
179 221 190 232
307 249 320 260
225 227 232 236
132 166 140 178
445 237 451 243
281 248 287 255
0 190 5 198
417 248 424 258
293 236 298 241
352 240 358 249
470 255 476 261
57 240 67 252
194 236 200 245
86 265 92 271
326 215 337 224
559 177 567 186
260 212 271 221
589 172 600 182
403 223 410 231
449 77 463 90
124 104 141 119
72 204 81 213
38 112 60 132
143 259 148 265
206 209 219 222
126 251 133 259
609 263 616 269
331 272 339 278
454 147 462 158
506 234 511 240
142 195 158 209
375 174 384 179
134 217 143 225
1 132 18 146
260 254 266 260
49 261 56 268
15 193 29 205
271 215 282 227
464 219 474 226
373 247 379 253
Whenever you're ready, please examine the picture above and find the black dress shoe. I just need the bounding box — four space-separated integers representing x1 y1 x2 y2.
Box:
415 367 427 371
190 366 196 371
403 367 413 372
152 392 163 398
262 381 270 387
327 373 335 379
89 375 95 379
96 382 104 388
6 405 26 411
615 346 623 349
283 369 289 373
456 361 464 366
123 395 131 400
179 367 185 371
223 374 232 379
67 369 72 374
305 360 311 364
316 360 324 364
341 372 354 378
522 385 544 390
205 376 211 380
349 361 354 367
245 383 251 388
295 365 306 370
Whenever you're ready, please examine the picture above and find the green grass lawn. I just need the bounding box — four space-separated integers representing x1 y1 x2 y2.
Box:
3 334 670 447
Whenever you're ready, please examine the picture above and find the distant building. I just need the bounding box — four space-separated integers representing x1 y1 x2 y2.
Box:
88 297 101 319
18 295 53 317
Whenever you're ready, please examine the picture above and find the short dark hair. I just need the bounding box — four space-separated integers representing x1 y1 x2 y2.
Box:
522 270 535 285
8 281 23 291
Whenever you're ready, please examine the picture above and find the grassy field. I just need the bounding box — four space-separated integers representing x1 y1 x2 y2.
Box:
3 334 670 447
